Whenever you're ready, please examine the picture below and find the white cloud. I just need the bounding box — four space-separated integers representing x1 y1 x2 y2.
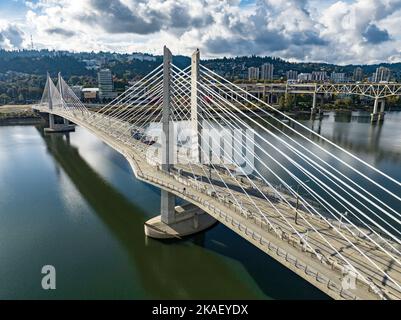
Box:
0 23 25 49
1 0 400 64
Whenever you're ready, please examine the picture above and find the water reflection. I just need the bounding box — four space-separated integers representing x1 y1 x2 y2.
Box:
306 111 401 166
39 129 266 299
36 126 328 299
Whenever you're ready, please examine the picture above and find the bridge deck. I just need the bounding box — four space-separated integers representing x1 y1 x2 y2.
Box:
35 106 401 300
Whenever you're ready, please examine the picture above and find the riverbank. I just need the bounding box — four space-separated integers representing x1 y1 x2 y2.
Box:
0 105 44 125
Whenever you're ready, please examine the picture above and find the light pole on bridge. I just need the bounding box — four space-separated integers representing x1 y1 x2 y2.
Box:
295 179 310 225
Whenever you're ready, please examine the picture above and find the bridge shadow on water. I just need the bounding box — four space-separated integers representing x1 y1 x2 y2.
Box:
37 126 328 300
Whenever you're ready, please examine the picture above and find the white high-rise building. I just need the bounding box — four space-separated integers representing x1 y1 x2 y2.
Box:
286 70 298 80
353 67 363 82
330 72 346 83
373 67 391 83
260 63 274 80
297 73 313 82
248 67 260 80
98 69 116 100
312 71 328 82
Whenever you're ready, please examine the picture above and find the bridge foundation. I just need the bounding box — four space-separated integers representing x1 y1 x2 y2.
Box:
44 116 75 133
145 203 217 239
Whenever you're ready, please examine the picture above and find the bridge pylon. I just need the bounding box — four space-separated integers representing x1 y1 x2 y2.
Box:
160 45 176 225
43 72 75 133
371 97 385 123
46 72 55 130
144 46 216 239
191 48 202 164
58 72 69 126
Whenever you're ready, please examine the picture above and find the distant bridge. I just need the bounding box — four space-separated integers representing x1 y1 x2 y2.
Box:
33 46 401 300
230 82 401 98
219 82 401 122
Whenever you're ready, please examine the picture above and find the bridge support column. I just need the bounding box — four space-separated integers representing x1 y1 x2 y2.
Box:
46 72 55 131
58 72 73 128
191 48 202 164
311 92 317 114
160 189 175 224
49 113 55 129
58 72 69 126
49 73 54 129
379 99 385 122
371 97 383 123
160 46 176 225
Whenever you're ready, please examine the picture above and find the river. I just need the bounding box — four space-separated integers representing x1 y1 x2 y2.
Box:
0 110 400 299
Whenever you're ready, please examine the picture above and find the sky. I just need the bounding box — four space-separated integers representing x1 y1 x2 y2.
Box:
0 0 401 65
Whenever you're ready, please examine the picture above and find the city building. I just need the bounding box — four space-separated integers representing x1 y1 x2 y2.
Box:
82 59 100 70
129 53 157 62
312 71 328 82
286 70 298 80
98 69 117 101
297 73 313 82
71 85 83 99
353 67 363 82
373 66 391 83
248 67 260 80
369 73 376 82
330 72 346 83
260 63 274 80
82 88 99 101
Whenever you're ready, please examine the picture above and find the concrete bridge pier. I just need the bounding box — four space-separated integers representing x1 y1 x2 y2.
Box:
144 46 216 239
379 99 386 122
44 114 75 133
311 92 317 116
371 97 385 123
310 92 323 120
48 113 55 129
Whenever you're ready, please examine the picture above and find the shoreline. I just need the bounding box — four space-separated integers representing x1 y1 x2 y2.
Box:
0 104 45 125
0 117 45 126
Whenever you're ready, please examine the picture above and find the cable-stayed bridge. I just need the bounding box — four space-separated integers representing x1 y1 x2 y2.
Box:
33 47 401 300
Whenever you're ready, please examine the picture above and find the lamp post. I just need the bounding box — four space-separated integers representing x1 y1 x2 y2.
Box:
295 184 300 225
295 179 310 225
209 148 212 180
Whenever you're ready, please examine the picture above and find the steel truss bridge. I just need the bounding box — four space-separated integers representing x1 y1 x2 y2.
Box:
228 82 401 99
33 47 401 300
224 82 401 122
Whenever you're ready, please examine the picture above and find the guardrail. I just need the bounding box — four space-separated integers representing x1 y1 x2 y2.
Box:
139 169 394 300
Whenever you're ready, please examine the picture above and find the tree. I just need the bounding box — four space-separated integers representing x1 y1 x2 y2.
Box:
279 94 295 110
0 93 10 105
